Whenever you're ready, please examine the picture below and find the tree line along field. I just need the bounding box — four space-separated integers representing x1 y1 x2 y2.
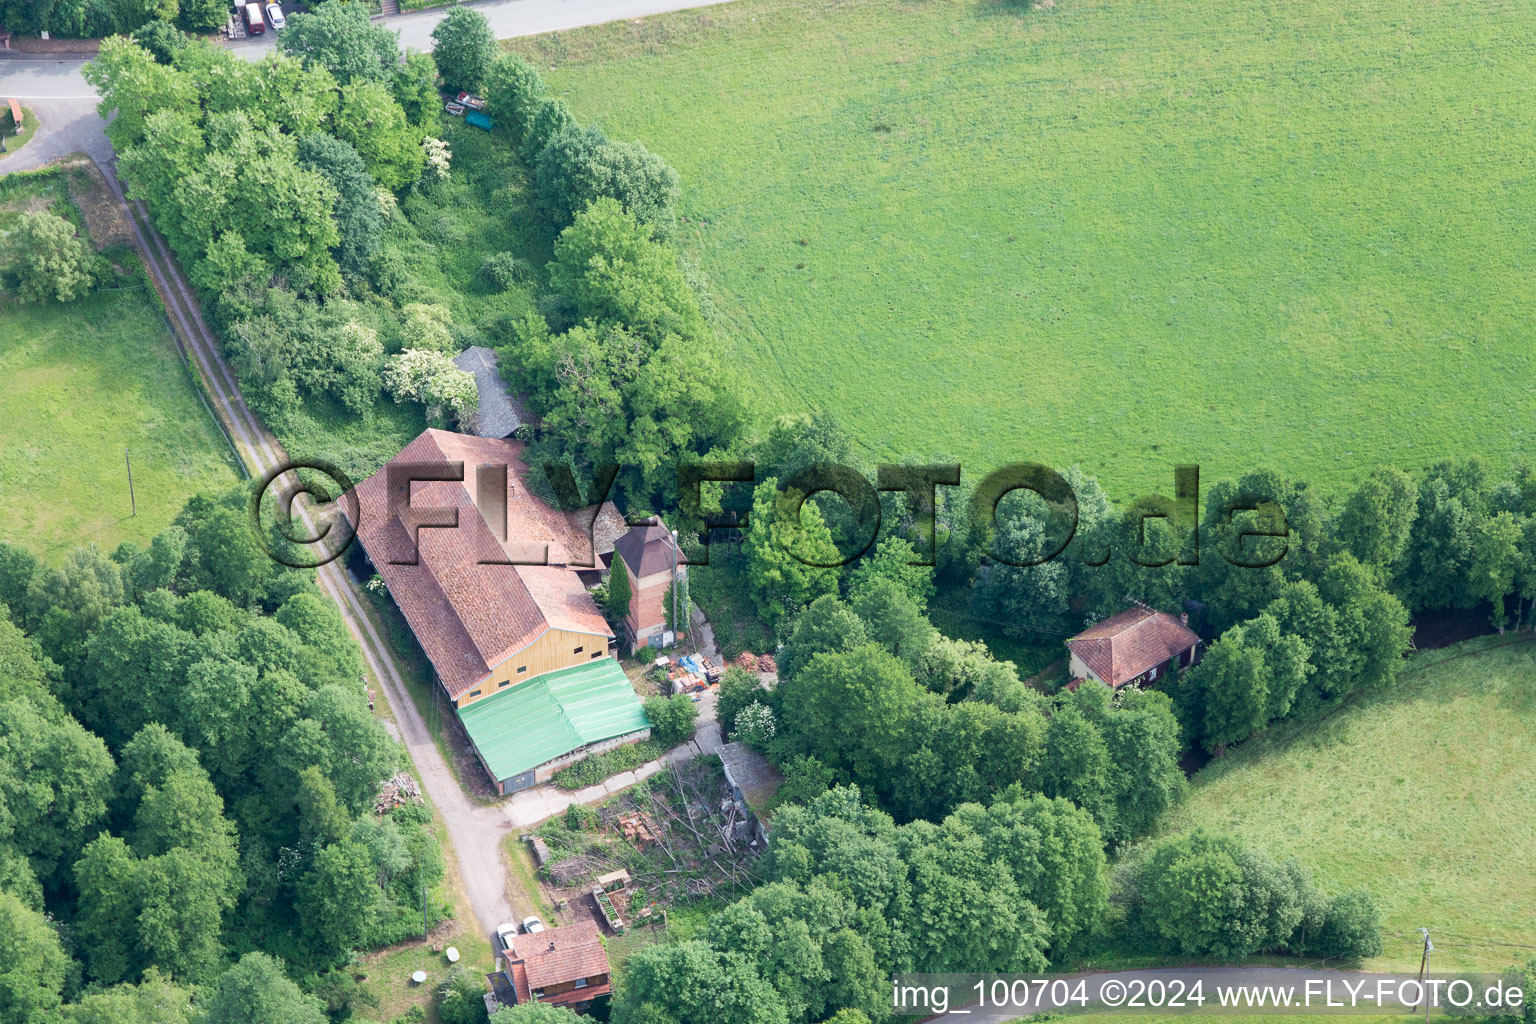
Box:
1150 635 1536 973
512 0 1536 500
0 168 241 559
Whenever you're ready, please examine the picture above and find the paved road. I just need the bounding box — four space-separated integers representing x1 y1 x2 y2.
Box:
0 0 733 193
237 0 735 56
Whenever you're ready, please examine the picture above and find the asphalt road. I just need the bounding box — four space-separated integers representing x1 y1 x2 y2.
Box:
238 0 736 55
0 0 733 177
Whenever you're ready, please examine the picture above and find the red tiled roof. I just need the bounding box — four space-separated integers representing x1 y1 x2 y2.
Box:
350 430 613 698
519 920 611 992
1066 606 1199 688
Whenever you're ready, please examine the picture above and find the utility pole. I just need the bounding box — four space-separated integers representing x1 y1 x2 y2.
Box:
670 526 679 649
1417 927 1434 1023
125 449 136 516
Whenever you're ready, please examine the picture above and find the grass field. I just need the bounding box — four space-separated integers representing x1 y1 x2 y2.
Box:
515 0 1536 499
0 291 243 559
0 166 240 559
1151 635 1536 973
0 105 39 163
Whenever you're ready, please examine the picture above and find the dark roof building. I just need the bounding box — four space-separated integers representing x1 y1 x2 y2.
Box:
614 518 678 578
1066 606 1201 689
453 346 533 438
612 517 682 648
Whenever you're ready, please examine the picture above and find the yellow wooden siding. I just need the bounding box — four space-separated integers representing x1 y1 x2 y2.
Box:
455 627 611 708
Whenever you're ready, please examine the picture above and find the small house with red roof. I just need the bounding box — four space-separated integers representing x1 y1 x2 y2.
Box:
1066 606 1201 689
496 919 612 1011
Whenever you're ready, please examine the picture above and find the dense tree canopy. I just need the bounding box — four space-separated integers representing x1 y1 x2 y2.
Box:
504 199 744 504
0 890 69 1024
2 210 100 303
197 953 327 1024
431 7 497 94
0 493 442 1017
535 124 680 234
278 1 400 85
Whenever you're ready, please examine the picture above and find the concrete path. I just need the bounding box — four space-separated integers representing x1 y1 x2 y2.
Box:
502 720 723 828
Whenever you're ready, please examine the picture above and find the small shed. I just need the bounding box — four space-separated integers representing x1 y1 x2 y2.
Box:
718 741 784 845
7 99 21 128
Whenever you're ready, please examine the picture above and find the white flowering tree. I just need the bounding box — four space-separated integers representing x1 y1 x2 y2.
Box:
421 136 452 184
382 349 478 426
733 701 776 750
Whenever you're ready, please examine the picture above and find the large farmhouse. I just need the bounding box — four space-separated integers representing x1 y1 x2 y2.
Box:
348 429 648 794
1066 606 1201 689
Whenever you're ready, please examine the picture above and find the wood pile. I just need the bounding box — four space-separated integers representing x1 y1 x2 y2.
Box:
616 811 658 845
731 651 777 673
525 835 552 867
547 856 600 887
374 772 421 814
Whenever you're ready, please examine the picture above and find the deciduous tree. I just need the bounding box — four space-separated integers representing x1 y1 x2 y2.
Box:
278 0 399 84
430 7 496 94
535 124 680 234
743 479 841 627
197 953 326 1024
3 210 98 303
0 890 68 1024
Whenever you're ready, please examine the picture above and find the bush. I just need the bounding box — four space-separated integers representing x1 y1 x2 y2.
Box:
399 302 454 351
551 739 665 789
564 803 600 832
3 210 99 303
480 252 526 291
1314 889 1383 959
438 965 490 1024
643 692 698 746
777 754 834 806
733 701 776 750
715 665 768 736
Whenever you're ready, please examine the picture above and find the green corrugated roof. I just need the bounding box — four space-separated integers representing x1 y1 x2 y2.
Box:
456 658 650 782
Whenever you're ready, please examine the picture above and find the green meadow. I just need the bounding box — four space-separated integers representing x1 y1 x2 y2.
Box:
0 287 241 560
1156 636 1536 973
514 0 1536 499
0 167 240 559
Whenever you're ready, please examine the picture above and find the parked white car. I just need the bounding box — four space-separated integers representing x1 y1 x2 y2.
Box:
522 915 545 934
265 2 286 29
495 922 519 951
